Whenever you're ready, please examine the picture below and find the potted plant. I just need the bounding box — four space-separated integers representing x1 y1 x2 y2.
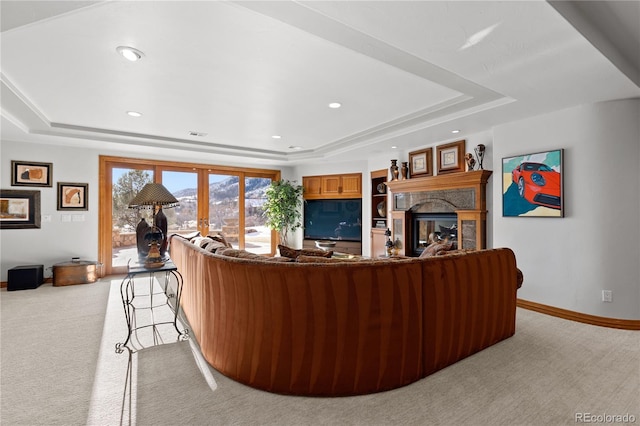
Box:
263 179 304 246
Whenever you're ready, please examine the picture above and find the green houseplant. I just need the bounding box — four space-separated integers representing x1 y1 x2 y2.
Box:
263 179 304 246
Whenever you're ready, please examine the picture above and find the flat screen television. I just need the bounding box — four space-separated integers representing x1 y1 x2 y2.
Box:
304 198 362 242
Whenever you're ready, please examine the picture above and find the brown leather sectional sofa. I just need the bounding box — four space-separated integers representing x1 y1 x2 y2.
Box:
170 237 520 396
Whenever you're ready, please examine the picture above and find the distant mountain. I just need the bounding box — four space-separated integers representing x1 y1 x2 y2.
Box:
172 176 270 201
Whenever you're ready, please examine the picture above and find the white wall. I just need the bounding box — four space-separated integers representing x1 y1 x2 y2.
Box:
493 99 640 320
0 143 292 281
1 144 101 280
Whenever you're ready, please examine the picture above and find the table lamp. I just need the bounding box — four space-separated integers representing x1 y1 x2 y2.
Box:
128 183 179 267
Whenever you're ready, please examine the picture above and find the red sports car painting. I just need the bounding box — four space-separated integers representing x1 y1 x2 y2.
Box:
511 162 561 209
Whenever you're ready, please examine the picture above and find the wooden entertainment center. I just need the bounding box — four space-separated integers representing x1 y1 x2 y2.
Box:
302 172 363 255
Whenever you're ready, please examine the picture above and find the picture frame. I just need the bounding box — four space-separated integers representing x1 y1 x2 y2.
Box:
409 147 433 177
11 161 53 187
57 182 89 211
436 140 465 174
502 149 564 218
0 190 41 229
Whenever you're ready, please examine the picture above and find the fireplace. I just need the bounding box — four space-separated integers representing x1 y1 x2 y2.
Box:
386 170 492 256
411 213 458 256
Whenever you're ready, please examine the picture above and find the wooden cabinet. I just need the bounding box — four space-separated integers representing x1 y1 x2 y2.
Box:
370 228 387 258
370 169 387 229
303 176 322 198
303 173 362 199
370 169 388 257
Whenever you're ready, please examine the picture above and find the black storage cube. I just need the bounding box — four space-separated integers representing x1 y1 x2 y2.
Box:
8 265 44 291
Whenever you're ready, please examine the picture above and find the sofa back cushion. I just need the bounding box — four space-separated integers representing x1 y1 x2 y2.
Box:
419 248 518 375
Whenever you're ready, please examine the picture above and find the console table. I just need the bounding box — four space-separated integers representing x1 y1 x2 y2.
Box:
115 261 189 353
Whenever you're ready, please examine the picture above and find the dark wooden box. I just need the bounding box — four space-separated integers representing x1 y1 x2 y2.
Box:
8 265 44 291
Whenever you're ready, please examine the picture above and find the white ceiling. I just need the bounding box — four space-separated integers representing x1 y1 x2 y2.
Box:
1 1 639 166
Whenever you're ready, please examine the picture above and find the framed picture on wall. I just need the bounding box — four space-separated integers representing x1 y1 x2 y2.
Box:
57 182 89 211
409 147 433 177
0 189 41 229
436 140 465 174
502 149 564 217
11 161 52 187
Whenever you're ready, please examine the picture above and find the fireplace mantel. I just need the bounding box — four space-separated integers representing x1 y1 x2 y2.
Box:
386 170 492 255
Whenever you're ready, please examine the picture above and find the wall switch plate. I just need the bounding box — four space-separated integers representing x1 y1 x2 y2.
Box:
602 290 612 302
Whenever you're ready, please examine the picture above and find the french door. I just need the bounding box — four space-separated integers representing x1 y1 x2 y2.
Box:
99 156 279 276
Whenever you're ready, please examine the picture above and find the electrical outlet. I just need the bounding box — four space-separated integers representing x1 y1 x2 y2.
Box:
602 290 612 302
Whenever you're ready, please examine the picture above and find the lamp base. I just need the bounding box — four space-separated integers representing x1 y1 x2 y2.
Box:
144 240 165 268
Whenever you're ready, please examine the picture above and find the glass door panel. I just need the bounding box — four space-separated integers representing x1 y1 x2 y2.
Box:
208 174 239 248
244 177 272 254
161 170 198 237
111 167 153 268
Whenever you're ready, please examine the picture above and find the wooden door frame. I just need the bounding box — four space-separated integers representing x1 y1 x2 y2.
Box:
99 155 280 276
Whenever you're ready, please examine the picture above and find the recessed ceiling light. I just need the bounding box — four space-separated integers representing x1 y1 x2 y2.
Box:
272 135 282 139
328 102 342 109
451 130 460 134
289 145 303 150
391 145 398 149
127 111 142 117
116 46 145 62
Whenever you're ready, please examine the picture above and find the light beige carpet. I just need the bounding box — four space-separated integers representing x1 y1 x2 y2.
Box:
2 278 639 426
131 309 639 426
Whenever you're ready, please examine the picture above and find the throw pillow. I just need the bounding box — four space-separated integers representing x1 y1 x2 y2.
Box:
197 237 215 248
419 241 454 258
300 248 333 258
277 245 300 259
203 240 228 253
217 248 262 259
208 233 233 248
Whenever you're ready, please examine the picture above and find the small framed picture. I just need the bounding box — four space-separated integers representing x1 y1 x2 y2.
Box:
0 189 41 229
11 161 53 187
409 147 433 177
57 182 89 211
436 140 465 174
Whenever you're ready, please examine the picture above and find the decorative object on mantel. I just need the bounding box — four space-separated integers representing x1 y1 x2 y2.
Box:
474 144 486 170
436 140 466 174
502 148 563 218
465 153 476 171
389 159 399 181
401 162 409 180
128 182 180 267
408 147 433 177
384 228 394 256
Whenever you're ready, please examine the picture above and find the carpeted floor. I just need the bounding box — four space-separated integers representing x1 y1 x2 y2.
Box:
1 278 639 425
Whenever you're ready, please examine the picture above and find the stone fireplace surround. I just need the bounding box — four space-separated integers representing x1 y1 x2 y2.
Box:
386 170 492 254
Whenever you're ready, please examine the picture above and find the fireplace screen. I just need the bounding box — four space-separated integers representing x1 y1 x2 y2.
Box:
413 213 457 256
